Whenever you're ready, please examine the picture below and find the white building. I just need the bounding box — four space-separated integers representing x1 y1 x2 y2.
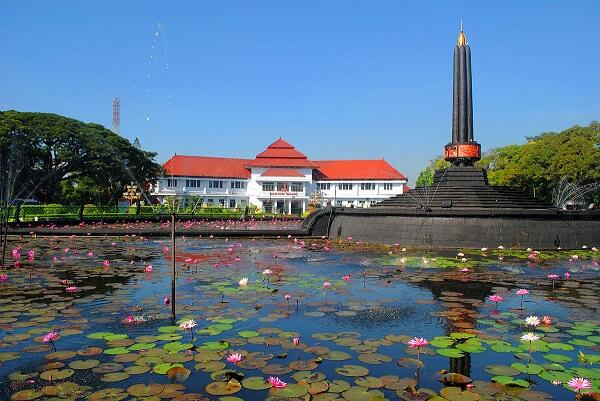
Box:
153 138 407 214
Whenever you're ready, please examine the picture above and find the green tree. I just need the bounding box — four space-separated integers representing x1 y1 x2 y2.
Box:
0 110 162 204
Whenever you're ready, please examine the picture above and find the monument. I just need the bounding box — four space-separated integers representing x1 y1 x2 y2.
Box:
303 26 600 248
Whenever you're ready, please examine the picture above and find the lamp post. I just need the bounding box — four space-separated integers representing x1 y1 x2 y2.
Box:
171 211 176 320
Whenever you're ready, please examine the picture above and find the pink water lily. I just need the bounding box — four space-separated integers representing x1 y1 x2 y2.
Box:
0 274 7 281
488 294 504 309
11 248 21 259
163 296 170 305
342 275 350 282
323 281 331 289
226 353 243 364
27 250 35 261
408 337 429 364
42 330 59 351
567 377 591 393
102 260 110 268
65 286 78 292
516 289 529 309
144 265 153 272
542 315 552 325
268 376 287 389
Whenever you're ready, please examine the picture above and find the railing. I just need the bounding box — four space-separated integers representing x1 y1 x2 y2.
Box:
0 205 302 223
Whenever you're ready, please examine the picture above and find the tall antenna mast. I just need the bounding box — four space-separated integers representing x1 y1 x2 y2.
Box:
112 97 121 134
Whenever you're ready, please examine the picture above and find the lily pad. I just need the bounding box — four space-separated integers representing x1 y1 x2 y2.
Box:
335 365 369 377
242 376 272 390
205 379 242 395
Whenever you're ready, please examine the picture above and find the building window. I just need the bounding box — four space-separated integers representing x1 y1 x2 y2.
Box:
338 183 353 191
336 200 343 206
186 179 201 188
219 199 225 206
229 199 236 208
361 183 374 190
167 178 178 187
276 182 285 191
230 181 246 189
209 180 223 189
290 182 303 192
206 198 214 205
262 182 274 191
318 183 330 190
383 183 393 190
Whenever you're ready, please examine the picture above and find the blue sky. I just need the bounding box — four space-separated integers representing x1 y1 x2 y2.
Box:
2 1 599 182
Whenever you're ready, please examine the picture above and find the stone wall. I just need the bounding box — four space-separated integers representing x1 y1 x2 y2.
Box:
305 208 600 249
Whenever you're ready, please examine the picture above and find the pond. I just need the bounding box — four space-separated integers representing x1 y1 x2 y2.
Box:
0 237 599 401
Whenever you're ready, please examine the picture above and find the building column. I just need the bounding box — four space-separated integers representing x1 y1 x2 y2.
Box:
287 200 291 215
302 201 306 213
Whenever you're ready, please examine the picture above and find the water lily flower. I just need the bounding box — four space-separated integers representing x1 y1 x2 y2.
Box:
408 337 428 364
293 337 300 347
521 331 540 358
408 337 429 348
42 330 59 351
0 274 7 281
547 274 559 280
497 245 504 250
525 316 541 327
102 260 110 268
284 293 291 301
481 247 488 252
460 267 469 272
323 281 332 289
262 269 272 276
268 376 287 389
564 272 570 279
567 377 591 393
551 380 561 386
239 277 248 286
11 248 21 259
488 294 503 309
461 257 468 262
227 353 243 364
516 289 529 295
27 250 35 261
164 296 170 305
65 286 78 292
542 315 552 325
342 275 350 282
457 252 464 257
126 315 134 324
179 319 197 330
87 251 93 257
144 265 153 272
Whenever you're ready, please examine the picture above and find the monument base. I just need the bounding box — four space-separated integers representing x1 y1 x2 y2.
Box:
302 166 600 249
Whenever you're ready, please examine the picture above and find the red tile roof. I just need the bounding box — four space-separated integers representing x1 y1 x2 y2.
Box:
246 138 318 168
163 155 251 179
162 139 407 182
260 168 305 178
313 160 407 181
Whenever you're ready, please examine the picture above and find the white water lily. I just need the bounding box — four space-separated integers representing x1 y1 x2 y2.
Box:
262 269 273 275
239 277 248 286
521 332 540 342
179 319 197 330
525 316 541 327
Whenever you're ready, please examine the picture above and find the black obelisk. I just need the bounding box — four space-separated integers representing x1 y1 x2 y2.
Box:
445 23 481 166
